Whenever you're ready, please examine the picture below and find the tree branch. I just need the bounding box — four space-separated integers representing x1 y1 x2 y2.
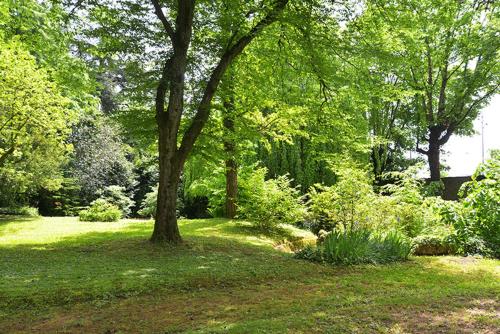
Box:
416 146 428 155
437 124 455 146
0 146 15 167
176 0 289 164
454 84 499 128
151 0 175 42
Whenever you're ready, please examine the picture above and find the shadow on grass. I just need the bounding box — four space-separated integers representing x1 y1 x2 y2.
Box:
1 217 497 325
0 214 38 224
0 233 320 313
182 218 304 244
1 255 498 333
1 218 298 250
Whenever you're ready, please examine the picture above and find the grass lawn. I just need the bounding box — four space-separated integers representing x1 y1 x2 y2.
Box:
0 216 499 333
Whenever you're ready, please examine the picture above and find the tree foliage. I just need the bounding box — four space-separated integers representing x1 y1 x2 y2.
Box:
0 39 75 204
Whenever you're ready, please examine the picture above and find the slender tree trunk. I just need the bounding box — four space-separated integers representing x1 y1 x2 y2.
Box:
223 100 237 219
225 156 238 218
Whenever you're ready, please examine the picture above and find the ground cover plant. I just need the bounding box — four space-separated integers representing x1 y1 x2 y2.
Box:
0 215 499 333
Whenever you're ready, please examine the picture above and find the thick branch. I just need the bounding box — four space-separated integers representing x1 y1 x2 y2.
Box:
416 146 428 155
454 84 499 128
425 38 434 122
437 127 454 146
177 0 289 163
0 146 15 167
151 0 175 42
437 61 448 116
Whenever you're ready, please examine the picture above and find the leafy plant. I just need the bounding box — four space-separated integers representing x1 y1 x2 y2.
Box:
447 154 500 258
79 199 121 222
296 228 412 265
97 185 134 217
372 231 414 263
239 169 306 230
306 166 375 234
138 187 158 218
0 206 39 217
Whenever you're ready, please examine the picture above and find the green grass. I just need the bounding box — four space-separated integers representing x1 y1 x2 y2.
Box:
1 215 499 333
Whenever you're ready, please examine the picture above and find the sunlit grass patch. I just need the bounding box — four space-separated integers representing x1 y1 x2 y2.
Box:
0 216 498 333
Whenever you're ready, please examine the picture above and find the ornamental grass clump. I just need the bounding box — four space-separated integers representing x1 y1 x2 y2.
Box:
295 228 412 265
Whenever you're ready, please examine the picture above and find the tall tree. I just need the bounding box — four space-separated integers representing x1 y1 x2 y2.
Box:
367 0 500 180
0 40 76 204
72 0 290 241
150 0 289 242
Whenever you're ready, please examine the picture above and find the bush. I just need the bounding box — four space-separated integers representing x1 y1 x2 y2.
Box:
371 231 414 263
138 187 157 218
37 179 83 216
322 228 373 265
305 163 437 237
295 228 412 265
238 170 306 230
446 154 500 258
0 206 39 217
379 166 429 237
79 199 121 222
306 166 375 234
97 185 134 217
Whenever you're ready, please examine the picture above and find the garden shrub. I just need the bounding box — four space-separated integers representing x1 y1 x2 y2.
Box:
238 169 306 230
295 228 412 265
97 185 134 217
305 164 439 237
188 165 305 229
0 206 39 217
79 199 121 222
371 230 414 263
445 154 500 258
380 166 429 237
138 186 157 218
37 179 83 216
188 167 226 217
306 166 375 234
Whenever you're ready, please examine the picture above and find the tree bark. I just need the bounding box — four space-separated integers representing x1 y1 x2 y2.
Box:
151 0 194 244
223 111 237 219
427 143 441 181
151 113 183 243
427 126 442 181
225 157 238 219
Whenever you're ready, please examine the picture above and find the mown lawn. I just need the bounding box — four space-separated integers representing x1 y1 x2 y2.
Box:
0 216 499 333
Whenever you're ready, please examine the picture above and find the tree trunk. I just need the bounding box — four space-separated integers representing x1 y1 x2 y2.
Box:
223 100 237 219
151 115 182 243
428 144 440 181
427 127 441 181
225 157 238 218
